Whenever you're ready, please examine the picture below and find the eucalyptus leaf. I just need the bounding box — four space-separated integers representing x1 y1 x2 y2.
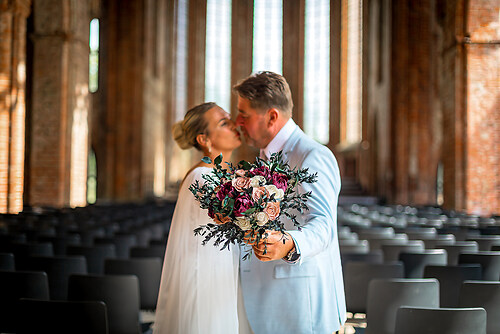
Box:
214 154 223 166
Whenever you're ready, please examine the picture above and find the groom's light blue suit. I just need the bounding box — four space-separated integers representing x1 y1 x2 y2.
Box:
240 124 346 333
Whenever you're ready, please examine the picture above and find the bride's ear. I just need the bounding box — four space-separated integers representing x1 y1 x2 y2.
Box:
196 134 209 149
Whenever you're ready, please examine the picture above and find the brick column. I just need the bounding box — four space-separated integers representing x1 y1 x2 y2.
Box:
28 0 91 207
0 0 31 213
464 0 500 215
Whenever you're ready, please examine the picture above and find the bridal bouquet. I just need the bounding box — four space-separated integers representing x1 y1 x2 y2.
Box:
190 151 317 259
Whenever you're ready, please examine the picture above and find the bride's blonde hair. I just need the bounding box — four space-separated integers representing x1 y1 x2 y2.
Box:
172 102 217 151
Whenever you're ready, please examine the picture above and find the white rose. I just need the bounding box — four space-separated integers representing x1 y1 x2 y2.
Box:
250 176 266 188
255 212 269 226
265 185 284 200
235 216 252 231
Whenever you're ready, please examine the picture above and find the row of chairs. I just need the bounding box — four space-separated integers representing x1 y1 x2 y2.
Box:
0 238 166 274
337 204 499 334
361 278 495 334
1 271 142 334
0 202 174 334
0 255 163 333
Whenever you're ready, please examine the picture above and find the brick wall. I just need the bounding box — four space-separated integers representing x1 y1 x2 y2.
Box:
464 0 500 215
0 0 30 213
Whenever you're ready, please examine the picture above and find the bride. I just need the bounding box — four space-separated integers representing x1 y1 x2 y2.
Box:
154 102 253 334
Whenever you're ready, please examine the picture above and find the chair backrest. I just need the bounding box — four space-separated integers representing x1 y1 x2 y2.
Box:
24 255 88 300
130 245 165 261
440 242 479 265
459 281 500 334
424 264 482 307
344 262 405 314
399 249 448 278
341 250 384 265
104 258 162 310
404 227 437 240
66 244 116 274
423 234 456 249
357 227 395 240
68 274 141 334
459 251 500 280
340 240 370 254
394 306 487 334
365 278 440 334
17 299 109 334
11 242 54 269
367 234 408 251
467 236 500 251
0 271 50 333
37 235 81 256
95 234 137 259
381 241 425 262
0 252 15 271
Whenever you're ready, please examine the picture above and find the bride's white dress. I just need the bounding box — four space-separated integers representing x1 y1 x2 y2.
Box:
154 167 252 334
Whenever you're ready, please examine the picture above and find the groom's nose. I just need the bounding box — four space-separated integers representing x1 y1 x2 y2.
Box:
235 114 244 127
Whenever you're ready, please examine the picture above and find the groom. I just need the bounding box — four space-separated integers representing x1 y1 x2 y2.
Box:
234 71 346 334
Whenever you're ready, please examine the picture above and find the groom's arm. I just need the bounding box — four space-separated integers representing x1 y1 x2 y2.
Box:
253 147 341 262
287 147 340 262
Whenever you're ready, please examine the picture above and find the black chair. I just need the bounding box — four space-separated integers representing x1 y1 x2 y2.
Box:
459 251 500 280
365 278 440 334
37 234 81 256
357 227 395 240
17 299 108 334
423 264 482 307
66 244 116 274
344 262 404 314
340 240 370 254
440 241 479 265
399 249 447 278
104 258 162 310
23 255 87 300
459 281 500 334
394 306 486 334
404 227 437 240
95 234 137 259
341 250 384 265
0 271 50 333
381 241 425 262
367 234 408 251
68 274 141 334
11 242 54 269
0 252 15 270
423 234 456 249
467 236 500 251
0 233 27 249
130 245 165 261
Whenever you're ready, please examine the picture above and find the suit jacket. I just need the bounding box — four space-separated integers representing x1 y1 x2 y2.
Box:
240 126 346 334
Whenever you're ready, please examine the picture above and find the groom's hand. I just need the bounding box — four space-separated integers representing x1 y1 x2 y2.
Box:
253 231 295 262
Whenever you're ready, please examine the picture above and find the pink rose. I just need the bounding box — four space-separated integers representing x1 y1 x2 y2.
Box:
264 201 280 221
216 181 234 201
249 166 271 180
271 173 288 191
232 177 251 192
233 194 254 217
235 169 246 177
252 186 269 202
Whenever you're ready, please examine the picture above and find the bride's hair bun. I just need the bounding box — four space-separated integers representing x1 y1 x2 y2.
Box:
172 102 217 151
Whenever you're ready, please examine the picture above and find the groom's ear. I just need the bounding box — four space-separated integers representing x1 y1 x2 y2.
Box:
267 108 279 127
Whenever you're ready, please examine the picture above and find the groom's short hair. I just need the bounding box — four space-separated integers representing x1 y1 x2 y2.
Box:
233 71 293 117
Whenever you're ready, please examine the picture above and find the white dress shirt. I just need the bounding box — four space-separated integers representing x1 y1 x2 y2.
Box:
260 118 297 160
